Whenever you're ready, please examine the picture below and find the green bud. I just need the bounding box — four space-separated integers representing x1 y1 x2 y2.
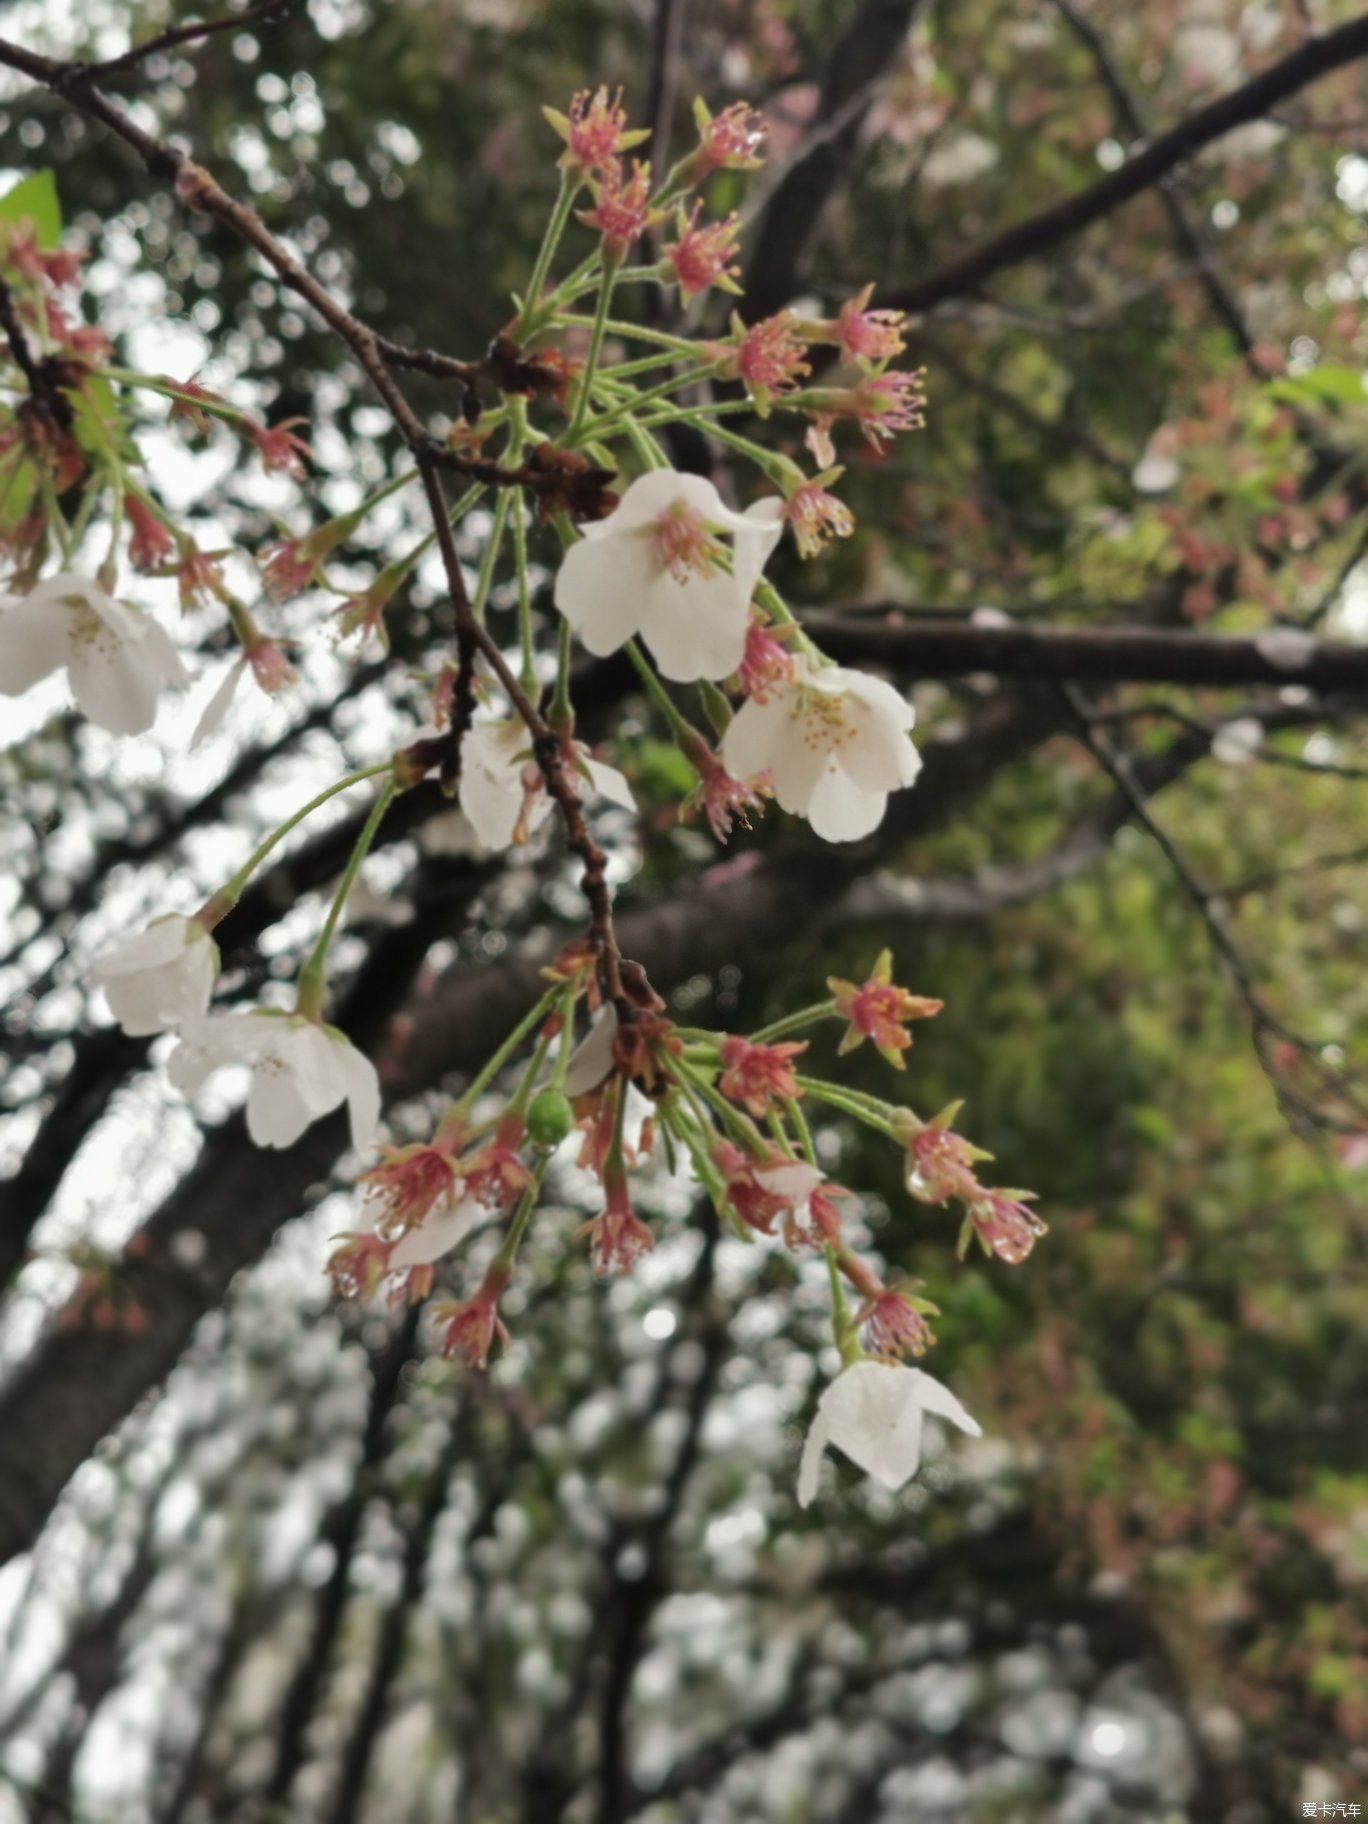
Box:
527 1089 575 1147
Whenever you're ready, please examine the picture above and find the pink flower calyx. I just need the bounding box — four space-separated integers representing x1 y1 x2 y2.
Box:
785 470 855 559
578 159 657 258
433 1280 510 1369
828 950 942 1070
857 1285 938 1359
964 1190 1046 1266
248 417 312 479
578 1165 654 1275
665 204 742 301
127 496 175 572
246 636 298 696
545 87 649 174
899 1102 990 1206
717 1033 807 1118
735 612 796 702
688 98 767 174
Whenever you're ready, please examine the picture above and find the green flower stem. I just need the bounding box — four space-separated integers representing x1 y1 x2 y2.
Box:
210 763 396 916
508 1028 554 1119
785 1096 818 1167
489 1157 550 1276
586 361 726 439
542 248 602 315
567 259 620 440
511 487 536 697
795 1074 905 1122
549 615 574 730
750 1001 836 1044
554 312 698 356
826 1244 862 1365
454 984 563 1117
599 349 695 383
517 168 579 335
623 640 707 759
765 1110 799 1161
296 776 399 1012
796 1077 898 1137
104 367 251 431
547 986 578 1091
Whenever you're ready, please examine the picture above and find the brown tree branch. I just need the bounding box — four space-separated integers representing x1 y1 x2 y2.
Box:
804 612 1368 693
880 14 1368 316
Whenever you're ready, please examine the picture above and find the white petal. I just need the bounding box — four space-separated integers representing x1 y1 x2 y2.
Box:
563 1003 619 1098
580 753 636 813
68 627 161 735
756 1162 821 1205
167 1012 271 1096
639 567 750 683
138 614 191 689
279 1022 353 1117
797 1401 834 1508
819 1363 926 1491
730 498 785 605
905 1368 982 1439
0 595 71 694
191 656 247 747
92 918 218 1036
247 1056 321 1148
388 1197 483 1269
93 916 196 977
554 530 655 657
332 1035 382 1151
602 468 729 534
805 767 888 842
719 691 786 782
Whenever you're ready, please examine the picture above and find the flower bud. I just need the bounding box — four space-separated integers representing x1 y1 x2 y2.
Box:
527 1088 575 1147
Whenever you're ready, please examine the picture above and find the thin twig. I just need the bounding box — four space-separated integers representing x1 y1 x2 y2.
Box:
1061 683 1366 1136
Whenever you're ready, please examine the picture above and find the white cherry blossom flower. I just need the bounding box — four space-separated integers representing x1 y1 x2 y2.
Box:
0 572 188 735
721 654 920 842
798 1362 981 1507
91 915 219 1037
553 469 784 682
168 1011 380 1151
459 717 634 852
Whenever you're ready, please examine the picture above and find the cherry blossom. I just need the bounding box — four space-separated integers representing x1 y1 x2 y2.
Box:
458 717 634 851
544 87 648 174
718 1035 807 1117
664 205 742 300
719 654 921 841
191 637 297 746
0 572 188 735
829 950 942 1068
91 915 219 1037
168 1011 381 1151
554 469 783 682
797 1363 982 1506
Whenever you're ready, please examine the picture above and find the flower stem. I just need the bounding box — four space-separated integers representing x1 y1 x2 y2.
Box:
455 985 563 1116
518 168 579 335
296 776 399 1011
623 640 705 759
567 259 619 441
750 1001 835 1044
210 763 396 915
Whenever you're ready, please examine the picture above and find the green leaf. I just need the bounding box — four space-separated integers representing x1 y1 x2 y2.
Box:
0 170 63 250
1267 365 1368 411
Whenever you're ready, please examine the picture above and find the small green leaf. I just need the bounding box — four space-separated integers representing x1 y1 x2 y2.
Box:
0 170 63 249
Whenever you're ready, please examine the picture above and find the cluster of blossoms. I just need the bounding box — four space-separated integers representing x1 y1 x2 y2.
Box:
1 92 1036 1503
